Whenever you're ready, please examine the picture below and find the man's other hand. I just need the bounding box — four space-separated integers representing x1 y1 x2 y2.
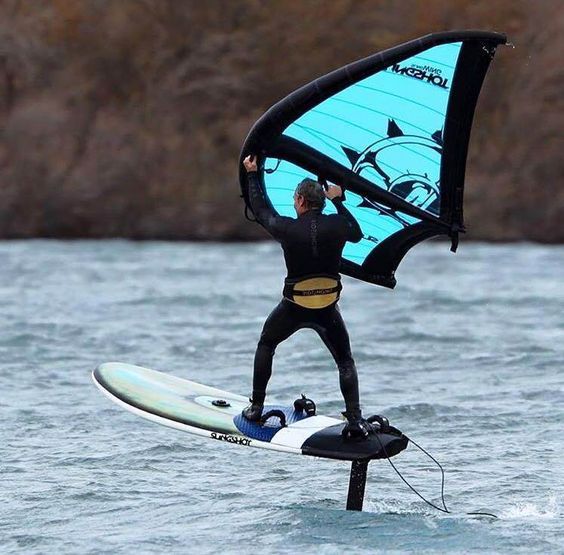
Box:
324 184 342 200
243 155 257 172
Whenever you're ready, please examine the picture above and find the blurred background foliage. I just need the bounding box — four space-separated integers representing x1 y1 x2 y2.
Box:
0 0 562 240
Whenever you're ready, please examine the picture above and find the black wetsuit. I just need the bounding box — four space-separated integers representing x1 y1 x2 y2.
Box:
247 171 363 416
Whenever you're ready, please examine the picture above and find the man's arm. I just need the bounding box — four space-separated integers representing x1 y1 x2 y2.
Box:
325 184 363 243
244 156 289 240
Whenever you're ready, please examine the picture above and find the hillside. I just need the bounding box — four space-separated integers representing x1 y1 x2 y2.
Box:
0 0 562 241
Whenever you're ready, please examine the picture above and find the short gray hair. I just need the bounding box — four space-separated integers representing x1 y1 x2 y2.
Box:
295 178 326 210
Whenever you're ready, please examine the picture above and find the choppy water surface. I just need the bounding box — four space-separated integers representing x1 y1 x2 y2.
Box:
1 240 563 554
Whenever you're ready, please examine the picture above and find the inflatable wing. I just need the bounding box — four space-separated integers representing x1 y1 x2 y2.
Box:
240 31 507 288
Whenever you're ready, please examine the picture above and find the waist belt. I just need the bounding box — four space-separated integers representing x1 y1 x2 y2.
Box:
283 275 342 309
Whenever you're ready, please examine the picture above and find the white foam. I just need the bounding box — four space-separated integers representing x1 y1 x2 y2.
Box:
500 496 559 520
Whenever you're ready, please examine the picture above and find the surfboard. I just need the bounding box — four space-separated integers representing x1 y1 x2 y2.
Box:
92 362 408 461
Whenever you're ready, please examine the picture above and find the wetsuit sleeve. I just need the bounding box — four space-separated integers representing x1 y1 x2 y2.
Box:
331 197 363 243
247 171 290 241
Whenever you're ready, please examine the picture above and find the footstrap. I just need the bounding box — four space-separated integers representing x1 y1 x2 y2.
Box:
366 414 404 436
293 394 317 416
260 409 287 428
367 415 390 433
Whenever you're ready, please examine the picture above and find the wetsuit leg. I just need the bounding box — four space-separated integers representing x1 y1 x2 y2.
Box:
310 304 361 415
252 300 300 404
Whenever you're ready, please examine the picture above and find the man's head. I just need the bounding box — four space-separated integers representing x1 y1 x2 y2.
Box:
294 178 326 216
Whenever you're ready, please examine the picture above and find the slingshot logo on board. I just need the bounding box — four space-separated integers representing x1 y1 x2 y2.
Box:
211 432 251 446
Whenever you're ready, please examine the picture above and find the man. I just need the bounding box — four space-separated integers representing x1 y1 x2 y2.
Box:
242 154 374 439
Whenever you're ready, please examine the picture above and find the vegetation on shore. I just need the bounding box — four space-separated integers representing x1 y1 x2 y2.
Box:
0 1 562 241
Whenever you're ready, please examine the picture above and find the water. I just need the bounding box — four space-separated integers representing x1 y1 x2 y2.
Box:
1 240 563 554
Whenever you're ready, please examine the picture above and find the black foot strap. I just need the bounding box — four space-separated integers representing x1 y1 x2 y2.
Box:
367 414 390 433
293 394 316 416
260 409 287 428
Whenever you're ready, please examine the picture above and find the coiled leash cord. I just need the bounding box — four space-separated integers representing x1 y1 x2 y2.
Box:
375 432 498 519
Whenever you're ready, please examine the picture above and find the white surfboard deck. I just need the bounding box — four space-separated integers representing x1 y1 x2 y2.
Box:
93 362 408 461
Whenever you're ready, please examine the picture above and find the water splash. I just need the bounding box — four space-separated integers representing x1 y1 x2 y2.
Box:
501 496 559 520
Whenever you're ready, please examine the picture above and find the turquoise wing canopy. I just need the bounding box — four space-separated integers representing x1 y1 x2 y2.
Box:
240 31 506 288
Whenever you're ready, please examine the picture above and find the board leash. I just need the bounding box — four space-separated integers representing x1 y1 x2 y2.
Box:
374 432 498 519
